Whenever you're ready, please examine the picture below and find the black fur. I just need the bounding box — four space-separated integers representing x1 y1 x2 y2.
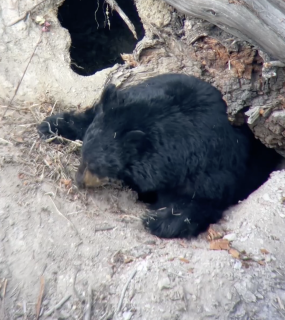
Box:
37 74 281 238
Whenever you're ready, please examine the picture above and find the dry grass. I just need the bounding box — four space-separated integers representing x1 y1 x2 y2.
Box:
1 100 83 198
0 99 126 205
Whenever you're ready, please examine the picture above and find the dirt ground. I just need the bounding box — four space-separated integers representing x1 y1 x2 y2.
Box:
1 106 285 320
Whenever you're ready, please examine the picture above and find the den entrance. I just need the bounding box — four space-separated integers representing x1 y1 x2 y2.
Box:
58 0 145 76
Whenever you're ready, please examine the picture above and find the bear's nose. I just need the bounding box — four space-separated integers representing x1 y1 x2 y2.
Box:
75 165 109 189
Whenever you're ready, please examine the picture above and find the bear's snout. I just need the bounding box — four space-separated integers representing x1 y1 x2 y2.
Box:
75 163 109 188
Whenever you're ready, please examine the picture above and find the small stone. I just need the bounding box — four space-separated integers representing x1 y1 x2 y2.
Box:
223 233 236 241
226 292 232 300
158 277 171 290
233 260 242 269
262 193 272 202
256 293 264 299
234 283 256 303
123 311 133 320
144 240 156 245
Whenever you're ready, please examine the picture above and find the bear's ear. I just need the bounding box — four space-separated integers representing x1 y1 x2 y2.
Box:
101 84 118 113
124 130 146 145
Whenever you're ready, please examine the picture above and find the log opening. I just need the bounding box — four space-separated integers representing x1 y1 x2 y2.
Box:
58 0 145 76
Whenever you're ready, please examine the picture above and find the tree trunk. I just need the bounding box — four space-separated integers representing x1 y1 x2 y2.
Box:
164 0 285 63
160 0 285 155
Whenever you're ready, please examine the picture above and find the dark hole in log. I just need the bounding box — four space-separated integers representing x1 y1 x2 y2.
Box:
58 0 145 76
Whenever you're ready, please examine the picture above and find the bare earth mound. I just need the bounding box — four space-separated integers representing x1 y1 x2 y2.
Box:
0 105 285 320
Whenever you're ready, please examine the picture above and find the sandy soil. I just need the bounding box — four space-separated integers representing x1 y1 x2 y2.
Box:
1 106 285 320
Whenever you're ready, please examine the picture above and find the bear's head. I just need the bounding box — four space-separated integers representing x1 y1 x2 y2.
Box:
75 83 147 189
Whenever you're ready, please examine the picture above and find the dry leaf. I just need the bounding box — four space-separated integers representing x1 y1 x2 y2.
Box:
207 225 224 241
179 258 190 264
257 260 266 266
60 179 72 189
13 136 24 143
121 54 138 67
124 257 134 264
209 239 230 250
46 105 53 113
178 241 188 248
229 248 240 259
260 248 269 255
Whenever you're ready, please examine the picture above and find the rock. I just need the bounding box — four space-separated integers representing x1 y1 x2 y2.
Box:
234 282 257 303
123 311 133 320
158 277 171 290
223 233 237 241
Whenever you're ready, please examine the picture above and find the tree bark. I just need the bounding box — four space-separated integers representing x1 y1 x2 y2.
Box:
164 0 285 62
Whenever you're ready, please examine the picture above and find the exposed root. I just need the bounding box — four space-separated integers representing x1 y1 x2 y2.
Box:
105 0 138 39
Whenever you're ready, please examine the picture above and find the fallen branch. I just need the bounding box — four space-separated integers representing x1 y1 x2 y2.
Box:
44 294 71 316
116 269 137 313
105 0 137 39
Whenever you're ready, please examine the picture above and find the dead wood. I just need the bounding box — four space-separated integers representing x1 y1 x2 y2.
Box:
164 0 285 62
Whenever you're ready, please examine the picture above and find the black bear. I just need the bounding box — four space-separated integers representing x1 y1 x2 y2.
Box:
37 74 281 238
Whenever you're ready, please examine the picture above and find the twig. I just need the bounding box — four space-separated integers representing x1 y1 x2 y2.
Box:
0 279 7 320
105 0 137 39
116 269 137 313
44 294 71 316
95 225 115 232
73 269 83 302
1 35 42 120
36 276 45 320
120 215 140 221
84 285 93 320
264 61 285 68
23 300 27 320
48 195 81 239
0 138 13 145
29 140 37 155
99 309 114 320
2 279 8 298
8 0 49 26
45 135 83 147
50 100 57 116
